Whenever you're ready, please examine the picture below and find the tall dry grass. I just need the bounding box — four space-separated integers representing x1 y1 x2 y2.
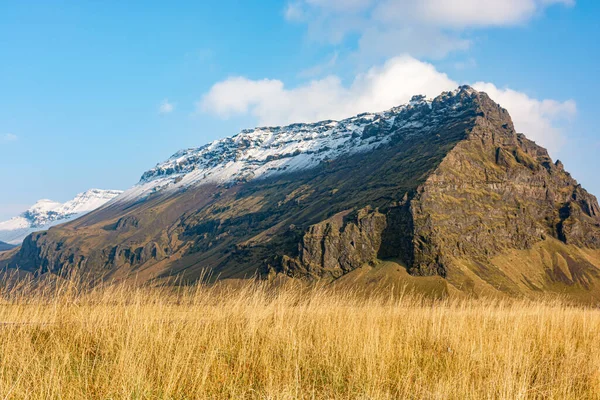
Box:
0 275 599 399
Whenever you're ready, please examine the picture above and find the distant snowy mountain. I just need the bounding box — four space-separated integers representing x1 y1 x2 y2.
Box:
0 189 122 244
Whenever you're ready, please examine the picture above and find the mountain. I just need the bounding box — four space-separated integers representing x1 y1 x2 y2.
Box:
0 189 123 244
0 241 15 252
3 86 600 300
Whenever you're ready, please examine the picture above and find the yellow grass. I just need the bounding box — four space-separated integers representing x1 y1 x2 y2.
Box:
0 276 599 399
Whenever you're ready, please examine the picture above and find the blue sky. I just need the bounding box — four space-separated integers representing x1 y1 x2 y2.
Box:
1 0 599 220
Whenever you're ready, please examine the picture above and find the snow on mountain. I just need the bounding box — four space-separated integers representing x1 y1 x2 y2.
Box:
119 87 478 203
0 189 123 244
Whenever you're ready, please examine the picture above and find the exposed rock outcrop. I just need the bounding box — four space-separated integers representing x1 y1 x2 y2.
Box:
276 207 387 279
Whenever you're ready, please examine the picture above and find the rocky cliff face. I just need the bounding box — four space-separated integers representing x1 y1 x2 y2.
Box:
267 89 600 287
3 86 600 300
277 208 388 279
405 93 600 280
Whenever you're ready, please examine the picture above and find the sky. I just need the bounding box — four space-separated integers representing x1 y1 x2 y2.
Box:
1 0 599 221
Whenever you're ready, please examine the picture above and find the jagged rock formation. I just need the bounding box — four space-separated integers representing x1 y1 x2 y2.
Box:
2 87 600 300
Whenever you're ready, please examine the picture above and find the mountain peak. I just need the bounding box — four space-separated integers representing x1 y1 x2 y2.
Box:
457 84 476 93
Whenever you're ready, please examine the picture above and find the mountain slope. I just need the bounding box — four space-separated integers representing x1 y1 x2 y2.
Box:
0 189 123 244
3 87 600 300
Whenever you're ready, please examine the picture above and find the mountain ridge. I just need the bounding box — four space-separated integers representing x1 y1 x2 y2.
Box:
3 86 600 301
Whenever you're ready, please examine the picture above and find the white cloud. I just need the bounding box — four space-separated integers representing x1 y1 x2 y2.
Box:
373 0 574 28
1 133 17 143
201 78 285 119
286 0 574 58
159 99 175 114
200 55 575 155
201 56 456 125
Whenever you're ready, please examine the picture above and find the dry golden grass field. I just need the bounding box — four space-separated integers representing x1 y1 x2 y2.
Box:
0 275 599 399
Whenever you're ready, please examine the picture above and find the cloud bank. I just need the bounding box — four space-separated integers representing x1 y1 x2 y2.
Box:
201 56 575 155
285 0 574 58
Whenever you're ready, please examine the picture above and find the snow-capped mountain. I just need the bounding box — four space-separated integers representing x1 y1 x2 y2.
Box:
0 189 122 244
119 88 475 203
5 86 600 301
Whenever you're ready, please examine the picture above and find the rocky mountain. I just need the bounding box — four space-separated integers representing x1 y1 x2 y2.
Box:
3 86 600 301
0 189 123 244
